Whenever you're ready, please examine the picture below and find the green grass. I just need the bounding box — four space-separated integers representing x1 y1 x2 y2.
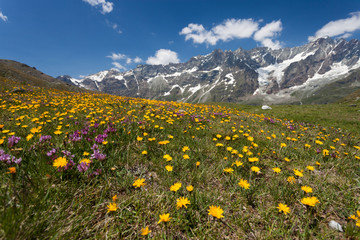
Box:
0 78 360 239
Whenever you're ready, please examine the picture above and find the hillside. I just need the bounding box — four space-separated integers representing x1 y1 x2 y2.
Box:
1 79 360 239
0 59 90 93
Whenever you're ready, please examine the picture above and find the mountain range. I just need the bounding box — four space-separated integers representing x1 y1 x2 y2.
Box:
58 37 360 104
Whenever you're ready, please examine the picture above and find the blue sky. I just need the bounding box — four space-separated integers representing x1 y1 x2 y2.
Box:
1 0 360 78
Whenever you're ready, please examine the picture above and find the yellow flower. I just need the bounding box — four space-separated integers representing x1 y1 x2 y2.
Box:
137 136 143 141
272 167 281 173
176 197 190 209
280 143 287 148
26 134 34 141
315 140 323 145
158 140 170 145
301 196 320 207
293 169 303 177
170 182 181 192
287 176 296 184
133 178 146 188
183 154 190 160
247 136 254 142
196 161 200 167
186 185 194 192
251 166 260 173
53 157 68 168
208 205 224 219
141 150 148 155
141 226 151 236
112 194 118 202
107 202 117 213
306 165 314 171
83 151 90 156
54 130 62 135
7 167 16 174
165 165 173 172
163 154 172 161
248 157 259 162
80 158 91 164
216 143 224 147
238 179 250 189
182 146 189 152
277 203 290 215
102 141 108 145
0 139 3 145
232 160 243 167
323 149 329 157
301 185 313 193
223 168 234 173
157 213 171 224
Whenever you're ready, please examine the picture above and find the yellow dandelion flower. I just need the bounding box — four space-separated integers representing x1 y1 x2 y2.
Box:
248 157 259 162
232 160 243 167
183 154 190 159
141 150 148 155
53 157 68 168
196 161 200 167
165 165 173 172
176 197 190 209
272 167 281 173
301 196 320 207
293 169 303 177
186 185 194 192
301 185 313 193
141 226 151 236
107 202 117 213
251 166 260 173
280 143 287 148
223 168 234 173
7 167 16 174
277 203 290 215
208 205 224 219
163 154 172 161
170 182 181 192
287 176 296 184
306 165 314 171
157 213 171 224
238 179 250 189
133 178 146 188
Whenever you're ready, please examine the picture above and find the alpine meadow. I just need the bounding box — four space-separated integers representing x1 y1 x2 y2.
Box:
2 0 360 239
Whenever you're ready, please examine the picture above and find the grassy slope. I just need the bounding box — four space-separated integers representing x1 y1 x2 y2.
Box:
0 79 360 239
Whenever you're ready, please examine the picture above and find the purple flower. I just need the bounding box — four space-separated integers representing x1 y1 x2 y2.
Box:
47 148 57 157
91 150 106 161
77 162 90 172
39 135 52 143
8 136 21 148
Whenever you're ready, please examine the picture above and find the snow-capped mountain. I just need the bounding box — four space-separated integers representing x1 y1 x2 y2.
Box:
58 37 360 104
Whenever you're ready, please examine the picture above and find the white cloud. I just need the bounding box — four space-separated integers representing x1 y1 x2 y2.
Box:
112 23 122 34
126 58 132 64
133 57 143 63
107 53 126 61
309 12 360 41
146 49 180 65
112 62 126 71
253 20 282 49
83 0 114 14
179 18 259 45
0 10 8 22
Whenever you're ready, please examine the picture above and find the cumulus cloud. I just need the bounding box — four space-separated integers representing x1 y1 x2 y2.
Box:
179 18 259 45
309 12 360 41
0 10 8 22
146 49 180 65
133 57 143 63
83 0 114 14
107 53 126 61
126 58 132 64
253 20 282 49
112 62 126 71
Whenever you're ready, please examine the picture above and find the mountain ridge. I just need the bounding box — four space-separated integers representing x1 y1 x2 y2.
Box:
58 37 360 104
